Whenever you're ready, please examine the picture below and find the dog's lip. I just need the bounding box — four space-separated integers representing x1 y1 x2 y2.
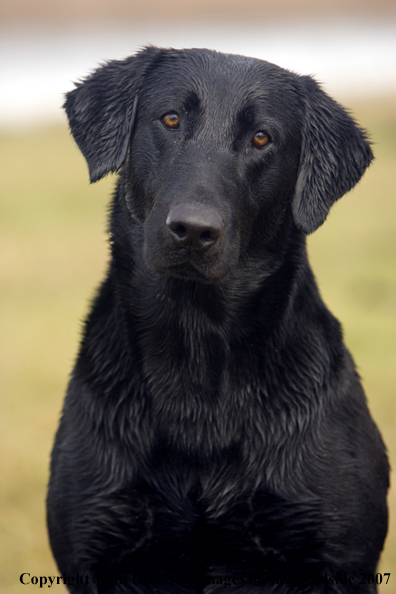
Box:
155 261 227 284
167 262 215 282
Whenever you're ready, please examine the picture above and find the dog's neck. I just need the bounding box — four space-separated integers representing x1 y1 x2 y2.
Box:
108 189 319 378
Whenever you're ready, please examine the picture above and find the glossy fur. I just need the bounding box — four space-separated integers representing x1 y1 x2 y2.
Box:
47 48 389 593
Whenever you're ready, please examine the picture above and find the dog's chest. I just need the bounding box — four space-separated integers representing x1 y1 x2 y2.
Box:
136 294 315 489
144 369 308 494
145 340 265 451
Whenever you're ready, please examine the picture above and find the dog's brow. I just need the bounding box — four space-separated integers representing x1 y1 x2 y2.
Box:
183 90 200 112
237 104 256 126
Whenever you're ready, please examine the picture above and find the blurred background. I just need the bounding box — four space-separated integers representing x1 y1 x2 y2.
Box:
0 0 395 591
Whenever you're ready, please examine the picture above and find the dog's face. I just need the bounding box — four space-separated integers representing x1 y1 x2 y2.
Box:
65 48 373 283
128 52 303 282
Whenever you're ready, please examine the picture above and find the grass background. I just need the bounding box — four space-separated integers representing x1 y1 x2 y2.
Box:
0 96 395 591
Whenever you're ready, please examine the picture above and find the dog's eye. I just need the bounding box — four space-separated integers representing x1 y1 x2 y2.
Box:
252 131 270 148
161 112 180 130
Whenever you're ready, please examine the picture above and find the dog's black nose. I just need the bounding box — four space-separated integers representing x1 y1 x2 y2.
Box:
166 203 224 250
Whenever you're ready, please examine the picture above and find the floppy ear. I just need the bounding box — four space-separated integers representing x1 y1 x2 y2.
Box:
293 75 373 234
64 46 163 183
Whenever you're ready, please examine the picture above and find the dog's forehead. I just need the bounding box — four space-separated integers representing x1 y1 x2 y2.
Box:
141 49 300 115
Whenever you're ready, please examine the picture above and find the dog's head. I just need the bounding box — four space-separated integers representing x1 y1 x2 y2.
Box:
65 47 372 282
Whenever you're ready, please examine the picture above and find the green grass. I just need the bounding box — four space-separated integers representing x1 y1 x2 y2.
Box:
0 96 395 592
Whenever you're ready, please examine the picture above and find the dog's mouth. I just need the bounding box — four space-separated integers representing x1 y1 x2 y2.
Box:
160 261 228 284
144 245 223 283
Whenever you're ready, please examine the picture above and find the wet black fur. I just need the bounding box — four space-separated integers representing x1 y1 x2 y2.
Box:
47 48 389 593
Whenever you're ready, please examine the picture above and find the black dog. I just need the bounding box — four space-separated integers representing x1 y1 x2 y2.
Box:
47 48 389 593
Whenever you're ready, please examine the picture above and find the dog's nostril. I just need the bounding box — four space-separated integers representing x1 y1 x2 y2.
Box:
199 230 214 243
172 224 188 240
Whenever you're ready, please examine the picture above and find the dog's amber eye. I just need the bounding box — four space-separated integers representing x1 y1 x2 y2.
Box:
161 112 180 129
252 131 270 148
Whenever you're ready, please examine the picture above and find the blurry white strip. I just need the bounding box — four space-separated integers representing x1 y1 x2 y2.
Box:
0 19 395 129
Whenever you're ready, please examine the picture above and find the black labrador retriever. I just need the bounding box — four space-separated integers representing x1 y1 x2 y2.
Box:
47 47 389 592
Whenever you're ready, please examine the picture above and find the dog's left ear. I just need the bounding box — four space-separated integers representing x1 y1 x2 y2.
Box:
64 46 163 183
293 75 373 234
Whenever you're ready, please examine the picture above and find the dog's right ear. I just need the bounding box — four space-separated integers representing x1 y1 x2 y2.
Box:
64 46 163 183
